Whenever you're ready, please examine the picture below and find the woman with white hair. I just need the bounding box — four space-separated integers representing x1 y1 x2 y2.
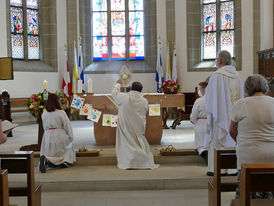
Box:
230 74 274 198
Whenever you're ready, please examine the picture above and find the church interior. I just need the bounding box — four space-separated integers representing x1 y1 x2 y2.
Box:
0 0 273 205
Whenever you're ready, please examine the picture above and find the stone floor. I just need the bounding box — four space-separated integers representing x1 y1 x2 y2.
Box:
0 120 195 152
10 189 235 206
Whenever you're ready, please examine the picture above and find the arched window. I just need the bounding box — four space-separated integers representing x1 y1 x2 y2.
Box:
202 0 234 60
92 0 144 61
10 0 40 60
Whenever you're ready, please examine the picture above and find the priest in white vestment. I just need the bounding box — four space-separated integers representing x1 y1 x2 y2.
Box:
112 80 159 170
205 51 244 176
190 81 208 163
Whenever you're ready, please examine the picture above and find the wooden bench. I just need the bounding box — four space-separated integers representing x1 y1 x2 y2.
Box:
0 151 41 206
10 98 29 113
0 170 17 206
0 169 9 206
208 149 237 206
231 163 274 206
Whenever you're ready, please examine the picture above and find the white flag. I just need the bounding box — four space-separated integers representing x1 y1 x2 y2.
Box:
165 41 172 80
172 45 178 83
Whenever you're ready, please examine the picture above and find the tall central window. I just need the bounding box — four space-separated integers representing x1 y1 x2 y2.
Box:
202 0 235 60
92 0 144 61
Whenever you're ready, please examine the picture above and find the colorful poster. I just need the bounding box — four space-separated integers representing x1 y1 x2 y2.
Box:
80 104 92 116
71 95 85 109
111 115 118 127
102 114 112 127
149 104 161 116
87 109 102 123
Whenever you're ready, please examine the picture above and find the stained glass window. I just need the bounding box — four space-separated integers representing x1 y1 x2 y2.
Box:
93 37 108 61
111 0 125 11
93 12 108 36
203 33 216 59
26 0 38 9
202 0 235 60
11 34 24 59
27 10 39 35
92 0 144 61
111 12 125 35
129 36 144 60
10 7 23 34
221 31 234 56
10 0 22 7
28 36 39 59
129 0 143 11
203 0 216 3
10 0 40 60
93 0 107 11
220 1 234 30
112 37 126 60
129 12 144 35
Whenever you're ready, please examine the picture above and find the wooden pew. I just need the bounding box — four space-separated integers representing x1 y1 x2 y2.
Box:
0 169 9 206
231 163 274 206
9 98 29 113
208 149 237 206
0 151 41 206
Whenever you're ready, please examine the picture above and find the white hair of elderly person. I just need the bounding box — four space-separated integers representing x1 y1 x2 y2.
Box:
230 74 274 198
205 50 244 176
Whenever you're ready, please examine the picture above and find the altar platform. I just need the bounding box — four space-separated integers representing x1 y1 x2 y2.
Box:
2 120 235 206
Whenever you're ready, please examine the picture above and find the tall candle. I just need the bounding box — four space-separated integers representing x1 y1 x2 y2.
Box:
87 79 93 93
43 80 48 90
77 80 82 93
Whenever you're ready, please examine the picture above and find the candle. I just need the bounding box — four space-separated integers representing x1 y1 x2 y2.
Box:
87 79 93 93
43 80 48 90
77 80 82 93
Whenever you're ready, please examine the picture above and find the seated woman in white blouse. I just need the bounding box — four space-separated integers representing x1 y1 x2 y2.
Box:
230 74 274 199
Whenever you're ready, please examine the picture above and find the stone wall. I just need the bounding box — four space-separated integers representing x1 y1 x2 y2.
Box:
40 0 57 70
253 0 260 74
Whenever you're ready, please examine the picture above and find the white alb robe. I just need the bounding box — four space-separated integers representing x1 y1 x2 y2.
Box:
205 65 243 173
40 110 76 165
190 96 208 155
112 83 159 170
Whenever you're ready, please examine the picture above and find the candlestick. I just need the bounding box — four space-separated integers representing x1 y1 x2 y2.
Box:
43 80 48 90
78 80 82 93
87 79 93 93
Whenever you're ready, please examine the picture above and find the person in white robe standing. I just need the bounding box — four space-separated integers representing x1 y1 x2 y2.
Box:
190 81 208 164
112 80 159 170
205 50 244 176
39 93 76 173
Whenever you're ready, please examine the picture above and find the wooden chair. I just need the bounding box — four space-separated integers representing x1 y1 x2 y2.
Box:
231 163 274 206
208 149 237 206
171 90 198 129
0 151 41 206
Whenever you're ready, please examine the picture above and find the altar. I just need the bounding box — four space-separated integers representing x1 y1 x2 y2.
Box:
81 93 185 145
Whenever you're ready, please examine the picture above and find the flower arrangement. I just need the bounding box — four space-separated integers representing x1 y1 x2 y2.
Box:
27 91 68 119
160 80 180 94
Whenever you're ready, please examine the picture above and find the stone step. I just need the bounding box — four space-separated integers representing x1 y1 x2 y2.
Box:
33 149 205 167
9 165 208 192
